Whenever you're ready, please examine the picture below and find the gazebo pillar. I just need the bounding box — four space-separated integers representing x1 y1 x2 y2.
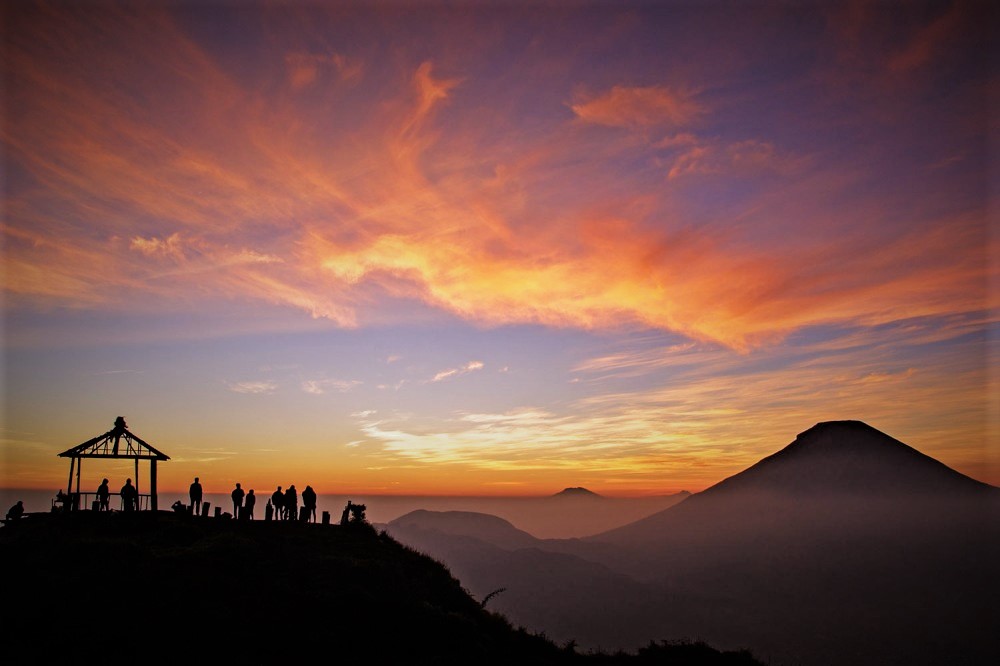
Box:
150 459 159 511
75 458 82 498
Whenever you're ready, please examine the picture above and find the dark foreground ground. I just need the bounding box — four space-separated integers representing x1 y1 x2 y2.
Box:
0 512 764 666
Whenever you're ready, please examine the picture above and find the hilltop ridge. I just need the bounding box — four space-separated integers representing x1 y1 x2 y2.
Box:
0 511 766 666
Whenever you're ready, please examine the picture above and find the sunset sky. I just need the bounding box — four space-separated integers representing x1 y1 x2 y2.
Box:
2 0 996 497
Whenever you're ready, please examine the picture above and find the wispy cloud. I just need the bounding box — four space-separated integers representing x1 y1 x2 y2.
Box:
285 51 363 90
226 380 278 395
301 378 362 395
130 232 185 260
357 406 750 485
431 360 485 383
571 85 703 128
663 138 806 180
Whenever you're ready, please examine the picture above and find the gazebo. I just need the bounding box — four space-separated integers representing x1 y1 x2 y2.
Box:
57 417 170 511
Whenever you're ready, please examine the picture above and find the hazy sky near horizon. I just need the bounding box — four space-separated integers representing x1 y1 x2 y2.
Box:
2 0 997 496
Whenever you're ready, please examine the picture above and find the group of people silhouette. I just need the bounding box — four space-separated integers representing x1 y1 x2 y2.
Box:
88 477 137 511
267 483 318 522
187 477 319 522
4 477 356 525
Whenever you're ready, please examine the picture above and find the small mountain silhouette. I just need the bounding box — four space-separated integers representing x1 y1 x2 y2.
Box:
552 487 602 498
389 509 539 550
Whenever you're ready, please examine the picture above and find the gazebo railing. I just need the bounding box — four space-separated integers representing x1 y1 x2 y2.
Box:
53 492 152 512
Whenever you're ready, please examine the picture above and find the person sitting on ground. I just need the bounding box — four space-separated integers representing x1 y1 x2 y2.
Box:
171 500 186 514
6 500 25 522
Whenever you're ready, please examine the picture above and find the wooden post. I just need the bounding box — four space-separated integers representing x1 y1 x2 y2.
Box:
322 511 330 525
75 459 82 509
202 502 210 517
150 459 158 511
67 457 75 496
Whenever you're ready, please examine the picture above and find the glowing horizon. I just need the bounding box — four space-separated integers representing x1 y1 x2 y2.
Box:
2 1 997 497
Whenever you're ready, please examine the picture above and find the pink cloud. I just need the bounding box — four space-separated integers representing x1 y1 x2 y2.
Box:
571 85 702 128
285 52 363 90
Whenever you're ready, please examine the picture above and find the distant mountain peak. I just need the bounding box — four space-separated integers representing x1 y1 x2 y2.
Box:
552 487 602 498
705 420 996 496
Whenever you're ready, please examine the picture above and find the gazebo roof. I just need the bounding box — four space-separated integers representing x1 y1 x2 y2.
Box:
58 416 169 461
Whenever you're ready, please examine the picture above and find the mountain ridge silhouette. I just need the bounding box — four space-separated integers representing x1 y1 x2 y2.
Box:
382 420 999 665
703 419 997 497
591 419 998 547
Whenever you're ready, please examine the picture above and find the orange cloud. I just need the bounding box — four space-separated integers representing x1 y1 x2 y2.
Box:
666 139 805 179
130 233 185 260
1 4 994 354
285 52 363 90
571 85 702 128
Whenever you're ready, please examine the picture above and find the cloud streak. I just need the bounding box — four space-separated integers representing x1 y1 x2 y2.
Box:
431 361 485 383
226 381 278 395
571 85 703 128
301 378 362 395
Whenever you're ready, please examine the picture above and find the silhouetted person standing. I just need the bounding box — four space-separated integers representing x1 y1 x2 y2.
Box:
244 489 256 520
96 478 111 511
284 485 297 522
6 500 24 522
120 478 138 512
189 477 203 516
231 483 245 519
302 485 317 523
271 486 283 521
